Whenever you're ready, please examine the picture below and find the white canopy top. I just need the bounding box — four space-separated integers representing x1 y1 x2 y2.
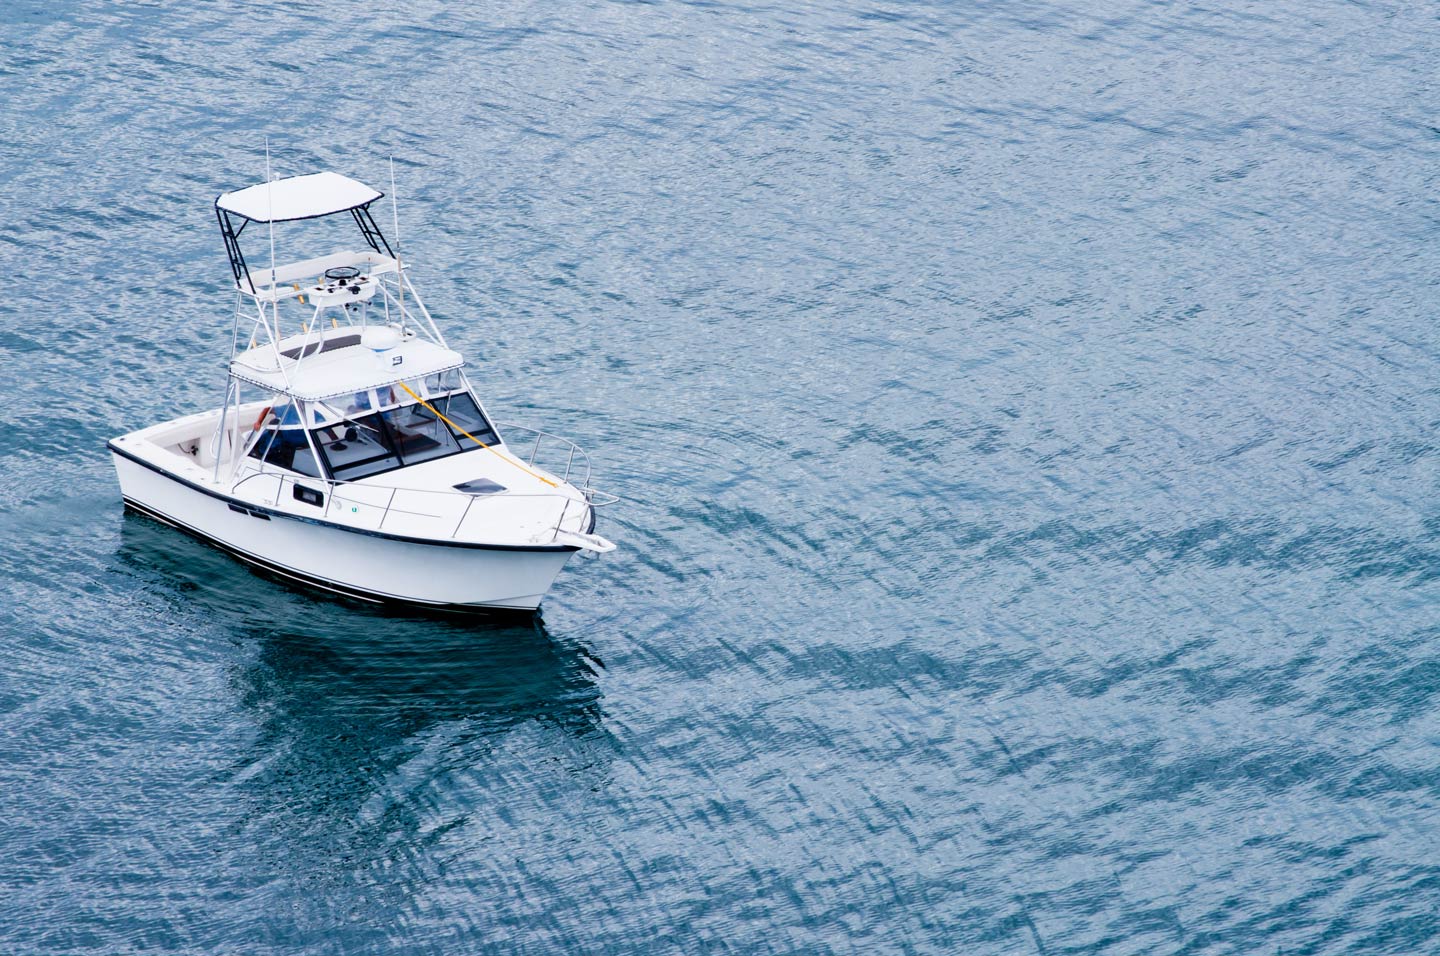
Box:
216 172 383 223
230 334 463 402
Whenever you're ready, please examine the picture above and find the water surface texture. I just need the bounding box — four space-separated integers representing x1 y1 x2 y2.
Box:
3 1 1439 953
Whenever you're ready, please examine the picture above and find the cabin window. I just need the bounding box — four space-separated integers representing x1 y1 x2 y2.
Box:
431 392 501 447
384 401 462 465
288 446 325 479
423 369 462 396
309 391 502 481
343 389 374 416
316 411 402 480
249 402 324 478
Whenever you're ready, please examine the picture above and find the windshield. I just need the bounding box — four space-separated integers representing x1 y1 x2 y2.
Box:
315 391 501 481
429 392 499 445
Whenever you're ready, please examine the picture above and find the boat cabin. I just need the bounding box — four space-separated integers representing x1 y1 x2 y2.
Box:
246 371 502 482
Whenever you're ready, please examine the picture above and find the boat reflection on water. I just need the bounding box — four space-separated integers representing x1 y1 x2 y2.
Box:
116 513 610 827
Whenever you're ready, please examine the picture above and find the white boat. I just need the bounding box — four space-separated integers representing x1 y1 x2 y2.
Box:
108 170 617 611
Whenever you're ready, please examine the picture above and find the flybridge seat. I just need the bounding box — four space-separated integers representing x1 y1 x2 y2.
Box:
237 249 399 302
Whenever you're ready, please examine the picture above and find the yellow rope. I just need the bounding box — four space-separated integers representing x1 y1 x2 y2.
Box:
395 381 558 488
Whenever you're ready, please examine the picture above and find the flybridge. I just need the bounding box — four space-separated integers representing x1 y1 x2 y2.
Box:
215 171 395 297
212 170 452 399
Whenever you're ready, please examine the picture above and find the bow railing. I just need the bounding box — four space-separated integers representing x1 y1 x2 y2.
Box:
494 421 593 488
231 466 616 545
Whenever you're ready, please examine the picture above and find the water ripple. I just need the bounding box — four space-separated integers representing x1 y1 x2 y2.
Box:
4 0 1440 953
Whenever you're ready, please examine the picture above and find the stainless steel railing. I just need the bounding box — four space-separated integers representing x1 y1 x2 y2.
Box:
231 459 616 544
494 421 593 487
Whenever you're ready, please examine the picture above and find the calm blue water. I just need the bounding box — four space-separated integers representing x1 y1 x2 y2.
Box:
3 1 1439 952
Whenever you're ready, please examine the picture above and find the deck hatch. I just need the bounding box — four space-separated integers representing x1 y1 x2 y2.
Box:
453 478 507 495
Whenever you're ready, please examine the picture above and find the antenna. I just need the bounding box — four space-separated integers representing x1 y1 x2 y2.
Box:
390 156 405 332
265 138 279 347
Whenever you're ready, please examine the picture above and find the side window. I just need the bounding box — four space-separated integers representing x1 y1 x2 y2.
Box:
249 418 316 476
248 429 281 464
248 401 325 478
289 445 324 479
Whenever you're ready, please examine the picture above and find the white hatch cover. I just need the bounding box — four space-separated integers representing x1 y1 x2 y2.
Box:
216 172 383 223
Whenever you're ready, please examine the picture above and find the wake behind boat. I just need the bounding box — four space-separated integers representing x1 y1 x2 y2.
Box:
108 170 617 611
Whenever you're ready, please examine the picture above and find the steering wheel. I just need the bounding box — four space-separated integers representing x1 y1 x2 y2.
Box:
324 266 362 283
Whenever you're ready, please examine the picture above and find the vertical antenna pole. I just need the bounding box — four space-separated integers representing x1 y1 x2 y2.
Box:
266 138 279 347
390 156 405 332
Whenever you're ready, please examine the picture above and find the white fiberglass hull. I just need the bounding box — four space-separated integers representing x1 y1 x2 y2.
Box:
110 448 578 611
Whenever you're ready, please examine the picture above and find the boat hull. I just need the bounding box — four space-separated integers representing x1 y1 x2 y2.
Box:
111 449 578 611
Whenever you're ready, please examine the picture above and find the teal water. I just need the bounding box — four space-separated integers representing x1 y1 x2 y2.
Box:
3 1 1439 953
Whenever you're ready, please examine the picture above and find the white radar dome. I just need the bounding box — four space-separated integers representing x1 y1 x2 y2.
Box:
361 326 403 352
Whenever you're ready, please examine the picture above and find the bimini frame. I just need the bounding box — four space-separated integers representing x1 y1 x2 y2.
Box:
215 197 395 296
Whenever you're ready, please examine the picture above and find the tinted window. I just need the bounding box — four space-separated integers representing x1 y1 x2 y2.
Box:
316 412 402 480
309 393 502 481
431 392 501 448
249 427 324 479
384 401 462 466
